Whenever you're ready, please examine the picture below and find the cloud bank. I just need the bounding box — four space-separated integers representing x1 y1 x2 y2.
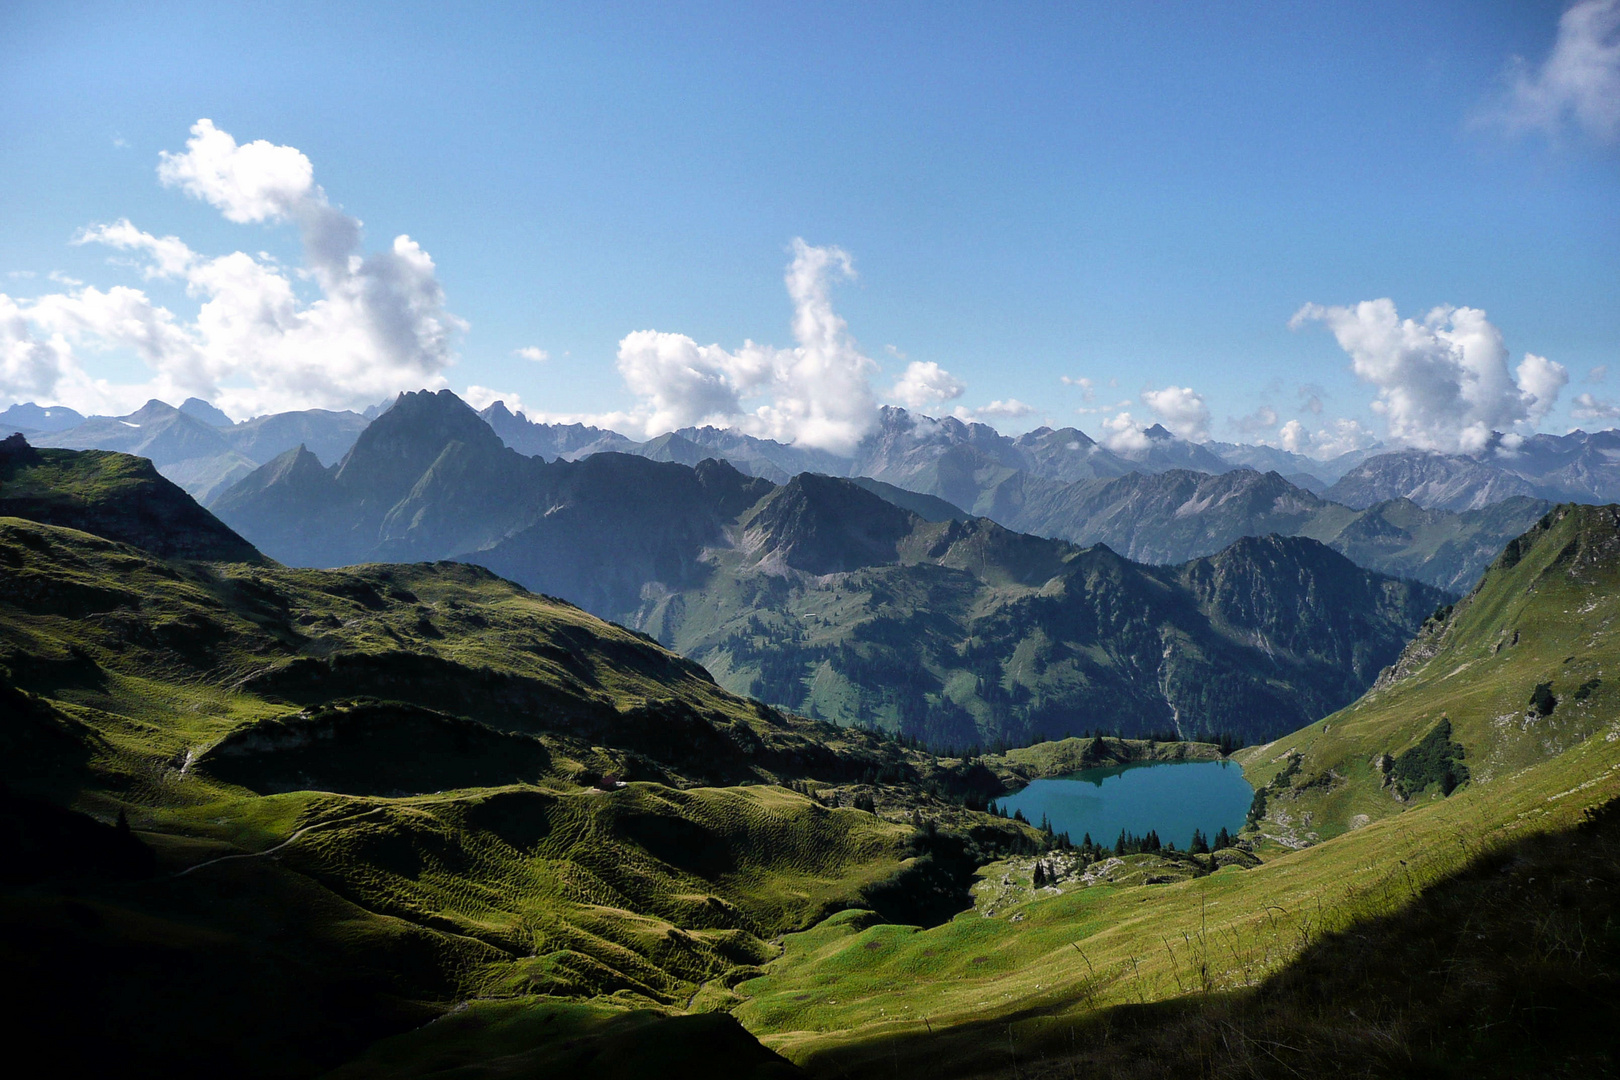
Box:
1292 299 1567 455
1479 0 1620 144
608 239 927 454
0 119 460 416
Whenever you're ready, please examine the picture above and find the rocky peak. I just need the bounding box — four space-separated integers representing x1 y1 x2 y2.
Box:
747 473 916 574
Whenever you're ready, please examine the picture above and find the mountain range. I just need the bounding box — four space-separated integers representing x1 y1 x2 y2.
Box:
4 397 369 504
207 390 1447 747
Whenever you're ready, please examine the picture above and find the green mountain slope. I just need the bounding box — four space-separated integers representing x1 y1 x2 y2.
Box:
0 433 261 562
716 506 1620 1078
636 475 1445 746
1239 502 1620 846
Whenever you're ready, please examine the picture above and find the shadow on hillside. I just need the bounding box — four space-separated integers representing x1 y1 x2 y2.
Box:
810 797 1620 1079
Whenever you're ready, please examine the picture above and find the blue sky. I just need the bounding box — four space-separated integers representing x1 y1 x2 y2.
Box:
1 1 1616 457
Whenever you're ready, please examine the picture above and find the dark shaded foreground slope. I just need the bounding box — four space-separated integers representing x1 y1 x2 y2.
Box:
803 797 1620 1080
0 445 1041 1080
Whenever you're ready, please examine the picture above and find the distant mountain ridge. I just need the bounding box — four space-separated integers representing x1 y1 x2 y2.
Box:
213 390 1446 746
21 398 368 504
13 390 1617 590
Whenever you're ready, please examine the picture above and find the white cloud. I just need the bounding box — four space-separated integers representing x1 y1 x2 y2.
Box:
1060 375 1097 401
1517 352 1570 422
975 398 1033 419
1478 0 1620 144
2 120 461 416
951 399 1034 423
157 118 318 226
463 385 526 415
1234 404 1279 435
78 219 197 280
1572 391 1620 421
515 346 549 363
1292 299 1567 454
889 360 965 409
1099 411 1151 452
612 239 880 454
1141 385 1211 442
1271 417 1380 460
0 293 88 404
615 329 762 432
1277 419 1309 454
46 271 83 287
6 271 36 280
1587 363 1609 383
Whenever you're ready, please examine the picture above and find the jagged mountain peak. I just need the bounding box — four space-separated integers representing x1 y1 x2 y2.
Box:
335 388 506 493
746 472 917 574
180 397 234 427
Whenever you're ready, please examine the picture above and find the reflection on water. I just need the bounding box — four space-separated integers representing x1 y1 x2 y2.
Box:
994 759 1252 849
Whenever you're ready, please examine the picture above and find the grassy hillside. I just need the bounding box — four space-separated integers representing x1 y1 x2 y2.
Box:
0 485 971 1075
0 434 261 561
708 505 1620 1075
1240 502 1620 847
11 445 1618 1079
639 477 1444 747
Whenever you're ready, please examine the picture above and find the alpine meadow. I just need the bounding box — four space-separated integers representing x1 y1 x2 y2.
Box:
3 4 1619 1078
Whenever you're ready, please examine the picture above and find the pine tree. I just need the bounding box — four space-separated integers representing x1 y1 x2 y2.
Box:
1114 829 1127 856
1032 862 1047 887
1189 828 1209 855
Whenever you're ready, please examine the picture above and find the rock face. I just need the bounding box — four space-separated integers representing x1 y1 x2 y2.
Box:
0 437 260 563
1327 451 1542 511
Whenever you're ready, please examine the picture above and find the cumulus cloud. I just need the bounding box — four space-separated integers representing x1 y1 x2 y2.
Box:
1234 404 1279 435
950 399 1034 423
1572 391 1620 421
610 239 880 453
1140 385 1211 442
1098 411 1151 452
1292 299 1567 455
889 360 965 409
1587 363 1609 383
1271 417 1379 460
1060 375 1097 401
514 346 549 362
1477 0 1620 144
1 119 461 416
0 293 88 404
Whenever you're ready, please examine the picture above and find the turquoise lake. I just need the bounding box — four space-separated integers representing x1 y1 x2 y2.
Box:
994 759 1253 849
